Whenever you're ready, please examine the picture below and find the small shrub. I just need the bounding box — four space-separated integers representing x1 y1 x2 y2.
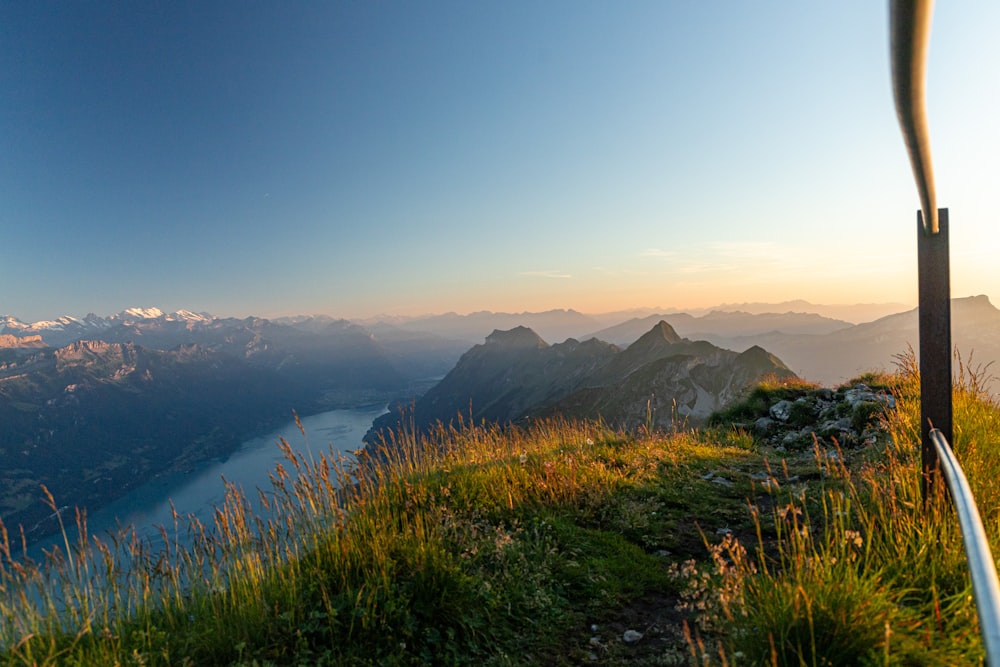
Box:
850 400 883 433
787 399 816 428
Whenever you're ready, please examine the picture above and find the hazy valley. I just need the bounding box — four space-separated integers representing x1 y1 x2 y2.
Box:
2 296 996 541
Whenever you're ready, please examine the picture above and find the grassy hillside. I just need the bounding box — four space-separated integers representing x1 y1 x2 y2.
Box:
1 353 997 665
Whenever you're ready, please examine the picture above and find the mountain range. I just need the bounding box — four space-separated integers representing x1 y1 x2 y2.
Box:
587 310 854 344
0 308 435 537
6 296 995 393
3 296 993 538
588 295 1000 387
368 320 796 441
1 308 208 349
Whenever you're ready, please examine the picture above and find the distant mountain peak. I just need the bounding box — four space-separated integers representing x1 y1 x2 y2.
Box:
954 294 995 309
738 345 791 371
118 307 164 320
631 321 682 348
484 326 549 349
170 309 212 322
596 321 686 384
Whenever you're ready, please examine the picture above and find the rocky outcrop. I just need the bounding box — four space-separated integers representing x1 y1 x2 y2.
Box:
0 334 45 348
722 382 896 451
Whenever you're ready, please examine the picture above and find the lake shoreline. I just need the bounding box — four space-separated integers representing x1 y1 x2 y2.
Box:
21 405 388 554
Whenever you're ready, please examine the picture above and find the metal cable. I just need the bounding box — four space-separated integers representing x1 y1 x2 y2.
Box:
890 0 938 234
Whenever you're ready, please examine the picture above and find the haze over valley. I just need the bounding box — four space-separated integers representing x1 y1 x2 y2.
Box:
3 295 997 542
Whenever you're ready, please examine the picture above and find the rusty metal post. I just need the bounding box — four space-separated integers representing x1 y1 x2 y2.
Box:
918 207 952 501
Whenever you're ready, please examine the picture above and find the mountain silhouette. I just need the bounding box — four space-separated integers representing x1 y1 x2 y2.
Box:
368 322 795 440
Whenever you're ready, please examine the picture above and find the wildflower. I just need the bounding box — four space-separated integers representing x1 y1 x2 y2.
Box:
494 531 514 549
519 453 528 465
586 438 594 446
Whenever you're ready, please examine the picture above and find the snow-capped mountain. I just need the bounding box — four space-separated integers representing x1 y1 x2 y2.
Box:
114 307 165 321
0 308 410 385
0 308 214 347
1 313 111 346
171 309 213 323
109 307 213 324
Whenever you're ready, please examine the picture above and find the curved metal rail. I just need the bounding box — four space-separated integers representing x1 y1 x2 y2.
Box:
931 429 1000 666
890 0 938 234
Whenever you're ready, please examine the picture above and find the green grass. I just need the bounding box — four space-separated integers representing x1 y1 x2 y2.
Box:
683 351 1000 665
1 351 999 665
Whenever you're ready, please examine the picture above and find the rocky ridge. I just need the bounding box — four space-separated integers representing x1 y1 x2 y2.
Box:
0 334 45 349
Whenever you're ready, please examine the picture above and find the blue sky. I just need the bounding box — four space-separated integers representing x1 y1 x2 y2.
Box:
3 2 999 322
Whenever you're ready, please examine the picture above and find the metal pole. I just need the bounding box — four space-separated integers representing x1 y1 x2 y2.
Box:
891 0 938 234
918 208 952 500
891 0 949 500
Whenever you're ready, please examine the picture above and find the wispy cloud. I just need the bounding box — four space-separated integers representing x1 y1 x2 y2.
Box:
708 241 782 258
672 262 742 275
640 248 676 258
519 269 572 279
592 266 652 277
639 240 804 277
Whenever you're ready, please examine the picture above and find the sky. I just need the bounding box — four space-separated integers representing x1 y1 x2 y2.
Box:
3 2 1000 323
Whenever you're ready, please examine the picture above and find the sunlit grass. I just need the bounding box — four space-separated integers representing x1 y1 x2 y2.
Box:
0 411 764 665
3 351 1000 665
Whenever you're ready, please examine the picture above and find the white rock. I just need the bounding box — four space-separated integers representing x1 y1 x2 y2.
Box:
769 400 793 422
